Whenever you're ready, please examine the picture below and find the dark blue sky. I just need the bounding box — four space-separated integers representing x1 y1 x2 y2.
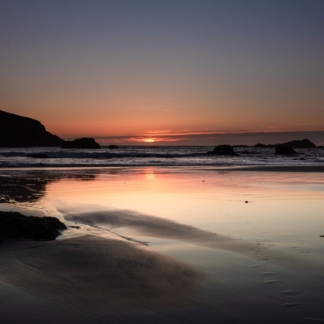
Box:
1 0 324 144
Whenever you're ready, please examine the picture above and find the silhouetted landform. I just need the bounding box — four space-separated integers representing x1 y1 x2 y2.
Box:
61 137 101 149
207 145 237 156
254 139 316 148
276 139 316 148
0 211 66 241
318 146 324 149
27 153 49 158
275 146 297 155
233 145 248 147
0 110 64 147
254 143 268 148
108 144 119 149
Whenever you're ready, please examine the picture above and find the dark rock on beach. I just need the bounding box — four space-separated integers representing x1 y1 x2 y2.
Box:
0 110 65 147
275 146 297 155
62 137 101 149
0 211 67 241
207 145 237 156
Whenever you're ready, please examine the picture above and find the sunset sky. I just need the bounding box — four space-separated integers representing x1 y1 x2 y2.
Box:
1 0 324 145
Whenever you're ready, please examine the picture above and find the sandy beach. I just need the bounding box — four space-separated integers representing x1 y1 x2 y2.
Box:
1 166 324 323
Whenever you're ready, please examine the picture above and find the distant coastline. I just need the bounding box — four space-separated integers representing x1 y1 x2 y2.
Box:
0 110 322 148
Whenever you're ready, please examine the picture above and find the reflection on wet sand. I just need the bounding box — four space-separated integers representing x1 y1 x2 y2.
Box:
0 170 100 204
1 167 324 322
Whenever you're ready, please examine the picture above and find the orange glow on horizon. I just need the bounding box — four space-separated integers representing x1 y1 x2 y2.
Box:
143 138 156 143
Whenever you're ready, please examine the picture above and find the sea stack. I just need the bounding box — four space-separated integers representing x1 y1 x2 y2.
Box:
207 145 237 156
62 137 101 149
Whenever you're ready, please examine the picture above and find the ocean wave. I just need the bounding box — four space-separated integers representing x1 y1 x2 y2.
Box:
0 146 323 168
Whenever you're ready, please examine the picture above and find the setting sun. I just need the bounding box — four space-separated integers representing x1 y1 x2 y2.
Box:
143 138 155 143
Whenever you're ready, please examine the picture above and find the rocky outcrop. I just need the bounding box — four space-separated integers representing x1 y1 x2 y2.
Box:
207 145 237 156
276 139 316 148
275 146 297 155
254 143 268 148
61 137 101 149
108 145 118 149
0 211 67 241
0 110 64 147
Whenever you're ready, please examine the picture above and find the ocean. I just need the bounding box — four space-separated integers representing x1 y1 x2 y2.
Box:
0 146 323 168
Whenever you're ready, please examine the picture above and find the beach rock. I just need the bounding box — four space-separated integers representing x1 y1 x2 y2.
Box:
108 145 119 149
27 153 49 158
0 110 65 147
0 211 67 241
207 145 236 156
276 139 316 148
275 146 297 155
62 137 101 149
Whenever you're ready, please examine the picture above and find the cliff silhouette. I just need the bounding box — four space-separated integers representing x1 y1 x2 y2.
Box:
0 110 64 147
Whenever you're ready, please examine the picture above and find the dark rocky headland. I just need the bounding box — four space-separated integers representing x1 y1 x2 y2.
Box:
0 110 64 147
0 110 101 149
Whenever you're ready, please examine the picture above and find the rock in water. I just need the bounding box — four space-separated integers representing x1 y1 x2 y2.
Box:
0 211 67 241
62 137 101 149
254 143 268 148
207 145 237 156
0 110 64 147
108 144 119 149
275 146 297 155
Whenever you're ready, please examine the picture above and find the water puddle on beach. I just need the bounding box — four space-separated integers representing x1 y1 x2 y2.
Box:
1 167 324 323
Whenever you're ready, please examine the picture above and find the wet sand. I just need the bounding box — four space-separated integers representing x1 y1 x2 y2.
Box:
0 235 203 311
63 209 323 272
1 166 324 323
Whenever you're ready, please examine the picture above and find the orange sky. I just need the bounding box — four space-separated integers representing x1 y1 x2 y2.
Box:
1 1 324 145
